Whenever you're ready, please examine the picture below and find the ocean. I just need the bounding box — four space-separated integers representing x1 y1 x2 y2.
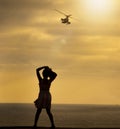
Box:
0 104 120 128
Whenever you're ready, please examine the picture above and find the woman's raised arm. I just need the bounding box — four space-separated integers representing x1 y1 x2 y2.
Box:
49 71 57 82
36 66 49 81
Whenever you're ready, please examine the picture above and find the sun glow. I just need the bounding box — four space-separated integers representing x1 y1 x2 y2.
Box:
89 0 108 11
84 0 113 15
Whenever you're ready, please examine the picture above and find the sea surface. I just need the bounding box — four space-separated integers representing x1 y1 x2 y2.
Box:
0 104 120 128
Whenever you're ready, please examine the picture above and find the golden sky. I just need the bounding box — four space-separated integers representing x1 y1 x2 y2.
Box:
0 0 120 104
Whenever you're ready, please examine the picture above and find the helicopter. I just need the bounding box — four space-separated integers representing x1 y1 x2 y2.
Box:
55 9 72 25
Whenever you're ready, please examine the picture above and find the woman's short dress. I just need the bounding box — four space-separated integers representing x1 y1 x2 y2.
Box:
34 90 51 109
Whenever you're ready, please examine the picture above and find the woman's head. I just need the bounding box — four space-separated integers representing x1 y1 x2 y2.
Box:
42 68 52 78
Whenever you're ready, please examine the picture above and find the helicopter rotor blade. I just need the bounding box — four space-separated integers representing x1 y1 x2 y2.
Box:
54 9 68 16
54 9 80 22
70 16 81 22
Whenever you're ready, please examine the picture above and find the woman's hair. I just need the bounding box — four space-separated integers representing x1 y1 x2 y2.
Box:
42 68 52 78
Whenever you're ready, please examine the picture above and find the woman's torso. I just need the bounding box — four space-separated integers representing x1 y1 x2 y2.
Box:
39 79 51 91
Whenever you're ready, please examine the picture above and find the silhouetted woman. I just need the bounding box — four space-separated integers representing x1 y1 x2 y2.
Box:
33 66 57 128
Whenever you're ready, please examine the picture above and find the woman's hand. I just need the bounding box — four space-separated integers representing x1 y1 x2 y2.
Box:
44 66 49 69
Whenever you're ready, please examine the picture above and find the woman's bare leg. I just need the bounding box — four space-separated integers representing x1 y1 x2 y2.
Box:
46 108 55 128
33 108 42 127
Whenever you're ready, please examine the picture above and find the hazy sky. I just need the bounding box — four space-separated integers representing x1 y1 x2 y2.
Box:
0 0 120 104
